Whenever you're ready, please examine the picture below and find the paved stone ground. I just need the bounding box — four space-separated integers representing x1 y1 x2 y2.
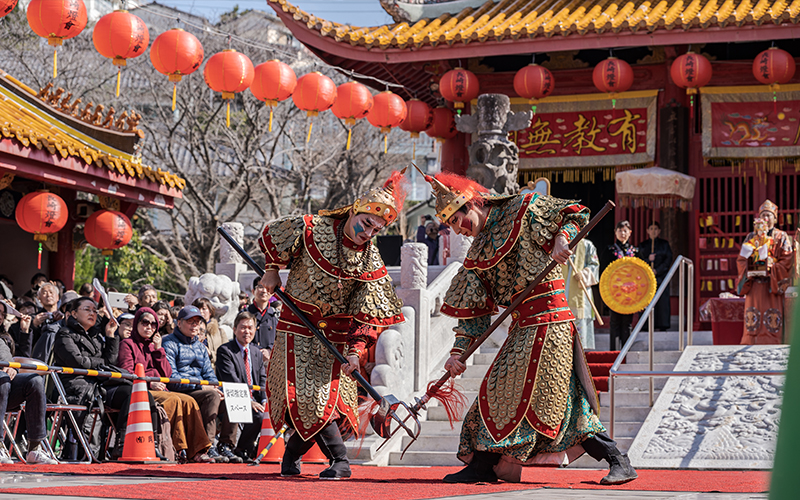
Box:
0 473 769 500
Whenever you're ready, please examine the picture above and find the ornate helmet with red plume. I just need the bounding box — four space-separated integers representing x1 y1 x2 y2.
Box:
319 168 409 225
412 164 489 223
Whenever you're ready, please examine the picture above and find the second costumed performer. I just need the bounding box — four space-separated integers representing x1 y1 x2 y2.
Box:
256 171 407 480
418 172 637 485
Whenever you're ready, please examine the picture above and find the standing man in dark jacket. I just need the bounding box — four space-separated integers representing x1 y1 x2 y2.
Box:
162 305 227 462
247 277 278 365
637 221 673 331
216 311 267 462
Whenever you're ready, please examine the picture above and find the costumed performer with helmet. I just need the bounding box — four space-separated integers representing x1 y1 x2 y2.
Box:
256 170 408 480
416 169 637 486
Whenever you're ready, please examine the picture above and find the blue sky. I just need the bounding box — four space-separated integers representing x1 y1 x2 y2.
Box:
155 0 394 27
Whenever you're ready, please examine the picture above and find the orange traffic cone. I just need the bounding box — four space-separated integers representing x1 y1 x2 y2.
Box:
119 363 159 463
257 403 285 463
302 442 329 463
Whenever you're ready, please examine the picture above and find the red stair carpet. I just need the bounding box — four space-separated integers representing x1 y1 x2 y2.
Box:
586 350 623 392
0 464 768 499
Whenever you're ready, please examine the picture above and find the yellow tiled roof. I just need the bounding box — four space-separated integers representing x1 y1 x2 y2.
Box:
269 0 800 49
0 76 185 191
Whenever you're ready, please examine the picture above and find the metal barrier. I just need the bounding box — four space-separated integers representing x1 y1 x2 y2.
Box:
608 255 693 439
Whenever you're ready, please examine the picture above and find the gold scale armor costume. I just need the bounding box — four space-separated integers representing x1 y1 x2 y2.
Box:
425 172 606 467
258 175 405 442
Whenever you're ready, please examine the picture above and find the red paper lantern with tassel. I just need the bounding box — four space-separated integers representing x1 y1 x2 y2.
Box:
150 28 204 111
670 52 712 121
367 91 407 154
15 191 68 269
84 209 133 282
92 10 149 98
292 72 337 143
399 99 433 158
250 60 296 133
27 0 88 79
439 68 479 114
0 0 18 18
330 81 373 150
753 47 796 112
424 106 458 143
513 64 554 115
592 57 633 109
203 50 255 128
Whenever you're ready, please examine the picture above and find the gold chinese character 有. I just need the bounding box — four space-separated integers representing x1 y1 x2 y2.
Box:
520 118 560 155
563 114 606 154
608 110 642 154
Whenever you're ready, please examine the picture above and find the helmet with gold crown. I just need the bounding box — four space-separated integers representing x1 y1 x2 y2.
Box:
412 164 490 223
319 168 409 225
758 199 778 218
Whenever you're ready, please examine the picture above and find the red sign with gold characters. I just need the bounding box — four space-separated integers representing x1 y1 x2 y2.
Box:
513 108 648 158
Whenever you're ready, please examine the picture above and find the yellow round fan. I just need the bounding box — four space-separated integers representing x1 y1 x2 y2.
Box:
599 257 657 314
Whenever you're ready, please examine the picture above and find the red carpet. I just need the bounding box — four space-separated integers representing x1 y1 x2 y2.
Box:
585 351 623 392
0 464 768 499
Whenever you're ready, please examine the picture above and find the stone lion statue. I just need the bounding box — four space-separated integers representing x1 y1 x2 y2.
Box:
184 273 240 340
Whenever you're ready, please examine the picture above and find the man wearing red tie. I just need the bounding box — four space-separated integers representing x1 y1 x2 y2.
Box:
216 311 267 463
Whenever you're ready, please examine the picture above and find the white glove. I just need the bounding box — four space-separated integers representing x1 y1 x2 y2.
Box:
757 244 769 261
739 244 754 259
580 268 598 287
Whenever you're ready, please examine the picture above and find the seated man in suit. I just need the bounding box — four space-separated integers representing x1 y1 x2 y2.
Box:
216 311 267 463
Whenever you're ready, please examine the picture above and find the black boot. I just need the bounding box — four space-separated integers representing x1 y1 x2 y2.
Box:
600 451 638 485
281 429 314 477
110 427 125 461
443 451 499 483
316 422 351 480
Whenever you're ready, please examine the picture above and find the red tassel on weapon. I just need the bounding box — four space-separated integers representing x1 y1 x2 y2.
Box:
426 377 467 428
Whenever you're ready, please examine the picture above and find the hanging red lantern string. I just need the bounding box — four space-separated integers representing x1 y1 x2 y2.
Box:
203 49 255 128
15 191 68 269
514 63 554 115
753 47 796 113
593 56 634 110
292 72 337 143
27 0 88 79
439 68 479 115
670 52 712 122
150 28 204 111
0 1 18 18
84 209 133 282
92 10 150 97
367 91 407 154
399 99 433 159
251 60 297 133
330 81 373 150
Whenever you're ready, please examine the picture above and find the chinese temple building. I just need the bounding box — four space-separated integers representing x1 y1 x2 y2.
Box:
0 70 184 291
267 0 800 319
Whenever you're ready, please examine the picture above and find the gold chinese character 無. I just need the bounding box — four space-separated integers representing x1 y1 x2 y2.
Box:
519 118 560 155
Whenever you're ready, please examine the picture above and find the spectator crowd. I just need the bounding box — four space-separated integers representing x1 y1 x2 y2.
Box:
0 273 281 464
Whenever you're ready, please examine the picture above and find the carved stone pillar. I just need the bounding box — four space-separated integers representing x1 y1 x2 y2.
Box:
400 242 428 290
216 221 246 282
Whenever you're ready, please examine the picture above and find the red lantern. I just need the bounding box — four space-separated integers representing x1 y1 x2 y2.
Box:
150 28 204 111
251 60 297 132
203 50 255 128
439 68 480 114
85 209 133 282
331 82 373 150
425 106 458 143
439 68 479 113
292 72 337 143
514 64 554 114
593 57 634 108
753 47 796 112
670 52 712 120
0 0 18 18
15 191 68 269
92 10 149 97
367 91 407 154
400 99 433 158
27 0 88 79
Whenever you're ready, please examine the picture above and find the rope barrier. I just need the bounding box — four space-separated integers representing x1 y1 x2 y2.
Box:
0 360 262 392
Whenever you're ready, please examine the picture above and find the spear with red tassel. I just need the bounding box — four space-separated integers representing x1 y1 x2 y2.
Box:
383 199 615 459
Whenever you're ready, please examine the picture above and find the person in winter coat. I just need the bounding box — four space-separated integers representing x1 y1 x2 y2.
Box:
117 307 212 463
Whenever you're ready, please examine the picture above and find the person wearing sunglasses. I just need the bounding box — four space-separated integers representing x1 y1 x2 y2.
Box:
53 297 159 461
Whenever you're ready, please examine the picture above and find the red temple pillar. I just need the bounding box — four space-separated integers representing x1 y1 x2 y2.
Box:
51 189 76 289
441 132 469 175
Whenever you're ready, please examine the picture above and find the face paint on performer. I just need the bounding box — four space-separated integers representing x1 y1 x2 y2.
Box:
446 205 484 238
345 213 385 245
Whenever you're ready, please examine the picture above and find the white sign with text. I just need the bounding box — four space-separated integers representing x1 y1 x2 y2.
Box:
222 382 253 423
